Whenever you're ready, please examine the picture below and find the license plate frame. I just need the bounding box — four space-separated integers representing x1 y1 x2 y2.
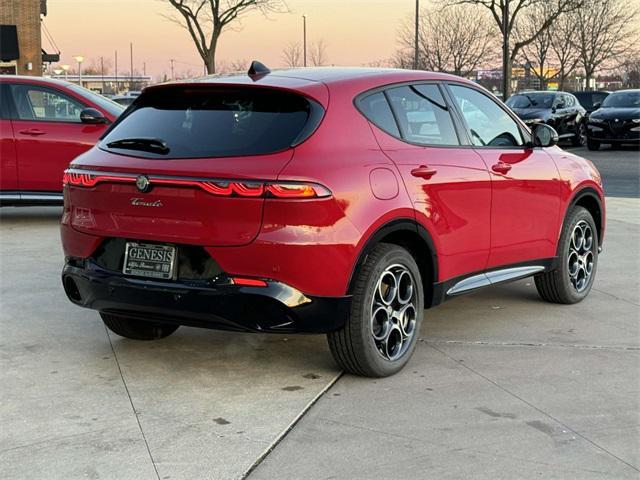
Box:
123 242 178 280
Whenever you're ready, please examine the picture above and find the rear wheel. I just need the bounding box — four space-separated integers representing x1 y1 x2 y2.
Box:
535 206 598 304
101 313 179 340
587 137 600 151
327 243 424 377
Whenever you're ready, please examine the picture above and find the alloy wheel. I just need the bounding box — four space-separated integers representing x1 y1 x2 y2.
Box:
567 220 595 293
370 264 418 361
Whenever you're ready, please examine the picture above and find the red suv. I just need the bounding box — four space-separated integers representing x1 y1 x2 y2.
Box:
61 65 605 377
0 76 123 205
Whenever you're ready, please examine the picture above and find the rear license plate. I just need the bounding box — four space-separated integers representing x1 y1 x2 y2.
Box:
123 242 177 280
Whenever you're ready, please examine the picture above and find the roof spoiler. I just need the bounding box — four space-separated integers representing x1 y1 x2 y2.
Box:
248 60 270 80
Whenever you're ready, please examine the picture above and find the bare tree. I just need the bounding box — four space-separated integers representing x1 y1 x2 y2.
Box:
281 42 302 67
518 3 556 90
549 12 581 91
164 0 287 74
309 39 328 66
573 0 639 90
621 54 640 89
445 0 583 97
394 5 497 77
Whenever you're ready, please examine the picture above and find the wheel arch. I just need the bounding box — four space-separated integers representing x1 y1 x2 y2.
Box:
347 218 438 307
565 187 604 248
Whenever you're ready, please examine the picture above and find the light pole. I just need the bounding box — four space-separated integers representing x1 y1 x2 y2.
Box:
302 14 307 67
74 55 84 86
53 68 62 78
61 64 70 82
413 0 419 70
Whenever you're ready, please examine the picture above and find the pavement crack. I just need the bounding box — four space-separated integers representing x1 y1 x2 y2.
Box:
592 287 640 307
428 343 640 474
423 339 639 351
240 371 344 479
105 326 161 480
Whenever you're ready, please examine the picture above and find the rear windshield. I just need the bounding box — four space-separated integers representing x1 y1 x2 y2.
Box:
100 87 322 158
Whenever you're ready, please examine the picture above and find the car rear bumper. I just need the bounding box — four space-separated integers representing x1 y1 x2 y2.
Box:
62 260 350 334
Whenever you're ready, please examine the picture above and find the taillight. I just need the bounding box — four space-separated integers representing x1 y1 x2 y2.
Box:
231 277 268 287
63 168 331 199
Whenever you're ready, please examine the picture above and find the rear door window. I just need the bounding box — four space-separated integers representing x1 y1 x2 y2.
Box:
357 92 400 137
384 84 459 146
100 87 323 159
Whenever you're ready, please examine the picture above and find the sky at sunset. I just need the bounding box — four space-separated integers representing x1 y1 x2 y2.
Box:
43 0 415 79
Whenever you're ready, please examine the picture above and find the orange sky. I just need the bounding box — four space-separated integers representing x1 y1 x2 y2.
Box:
44 0 415 79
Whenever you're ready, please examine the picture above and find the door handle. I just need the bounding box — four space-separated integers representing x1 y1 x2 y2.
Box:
491 162 512 174
411 165 438 179
18 128 46 136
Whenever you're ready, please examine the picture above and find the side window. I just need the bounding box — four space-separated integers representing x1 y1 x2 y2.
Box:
385 84 459 146
448 84 524 147
567 95 576 107
358 92 400 137
0 84 11 119
9 85 84 122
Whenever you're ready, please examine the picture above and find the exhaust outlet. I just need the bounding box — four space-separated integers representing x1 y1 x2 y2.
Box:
63 275 82 303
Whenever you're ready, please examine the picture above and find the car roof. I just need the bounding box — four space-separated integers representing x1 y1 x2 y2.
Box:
0 75 75 88
164 67 470 88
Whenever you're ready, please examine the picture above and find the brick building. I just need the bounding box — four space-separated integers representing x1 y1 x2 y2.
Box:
0 0 57 76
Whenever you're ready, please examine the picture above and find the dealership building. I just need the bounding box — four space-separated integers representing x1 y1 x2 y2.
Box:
0 0 58 76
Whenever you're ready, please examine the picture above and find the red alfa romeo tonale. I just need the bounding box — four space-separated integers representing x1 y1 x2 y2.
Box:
61 63 605 377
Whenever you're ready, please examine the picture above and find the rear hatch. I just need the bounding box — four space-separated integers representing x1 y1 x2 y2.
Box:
65 84 325 246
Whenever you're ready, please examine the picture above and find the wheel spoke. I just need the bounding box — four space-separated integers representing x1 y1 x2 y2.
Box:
567 220 596 293
370 264 418 361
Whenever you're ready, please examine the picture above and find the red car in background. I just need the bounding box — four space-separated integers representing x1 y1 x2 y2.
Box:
60 64 605 377
0 76 124 205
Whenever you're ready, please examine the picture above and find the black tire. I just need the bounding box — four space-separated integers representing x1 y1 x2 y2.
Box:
572 123 586 147
586 137 600 151
101 313 179 340
327 243 424 377
535 206 598 304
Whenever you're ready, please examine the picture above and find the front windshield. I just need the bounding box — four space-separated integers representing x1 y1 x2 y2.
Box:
506 93 555 109
67 84 125 117
601 91 640 108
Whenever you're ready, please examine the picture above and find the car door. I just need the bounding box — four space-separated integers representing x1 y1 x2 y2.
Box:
0 83 18 193
445 83 562 268
8 83 108 193
360 83 492 280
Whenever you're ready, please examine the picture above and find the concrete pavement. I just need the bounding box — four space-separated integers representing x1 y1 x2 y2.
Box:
250 197 640 480
1 181 638 478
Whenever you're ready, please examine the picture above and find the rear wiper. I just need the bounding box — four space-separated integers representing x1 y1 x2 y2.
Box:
106 137 170 154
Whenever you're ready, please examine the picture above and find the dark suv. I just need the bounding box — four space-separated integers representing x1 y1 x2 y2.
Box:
506 91 586 147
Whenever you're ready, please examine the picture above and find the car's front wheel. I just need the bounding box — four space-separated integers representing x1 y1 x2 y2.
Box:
587 137 600 151
327 243 424 377
101 313 179 340
535 206 598 304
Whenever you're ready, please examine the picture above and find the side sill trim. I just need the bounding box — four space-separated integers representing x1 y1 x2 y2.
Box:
446 265 545 296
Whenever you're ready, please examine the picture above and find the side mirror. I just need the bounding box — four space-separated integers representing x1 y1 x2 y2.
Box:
593 102 602 109
80 108 108 124
532 123 559 148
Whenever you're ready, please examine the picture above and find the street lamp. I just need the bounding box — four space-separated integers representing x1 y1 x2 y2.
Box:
74 55 84 86
61 64 70 82
53 68 63 77
302 14 307 67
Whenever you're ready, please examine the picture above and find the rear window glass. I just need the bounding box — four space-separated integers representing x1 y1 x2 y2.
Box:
100 87 321 158
358 92 400 137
